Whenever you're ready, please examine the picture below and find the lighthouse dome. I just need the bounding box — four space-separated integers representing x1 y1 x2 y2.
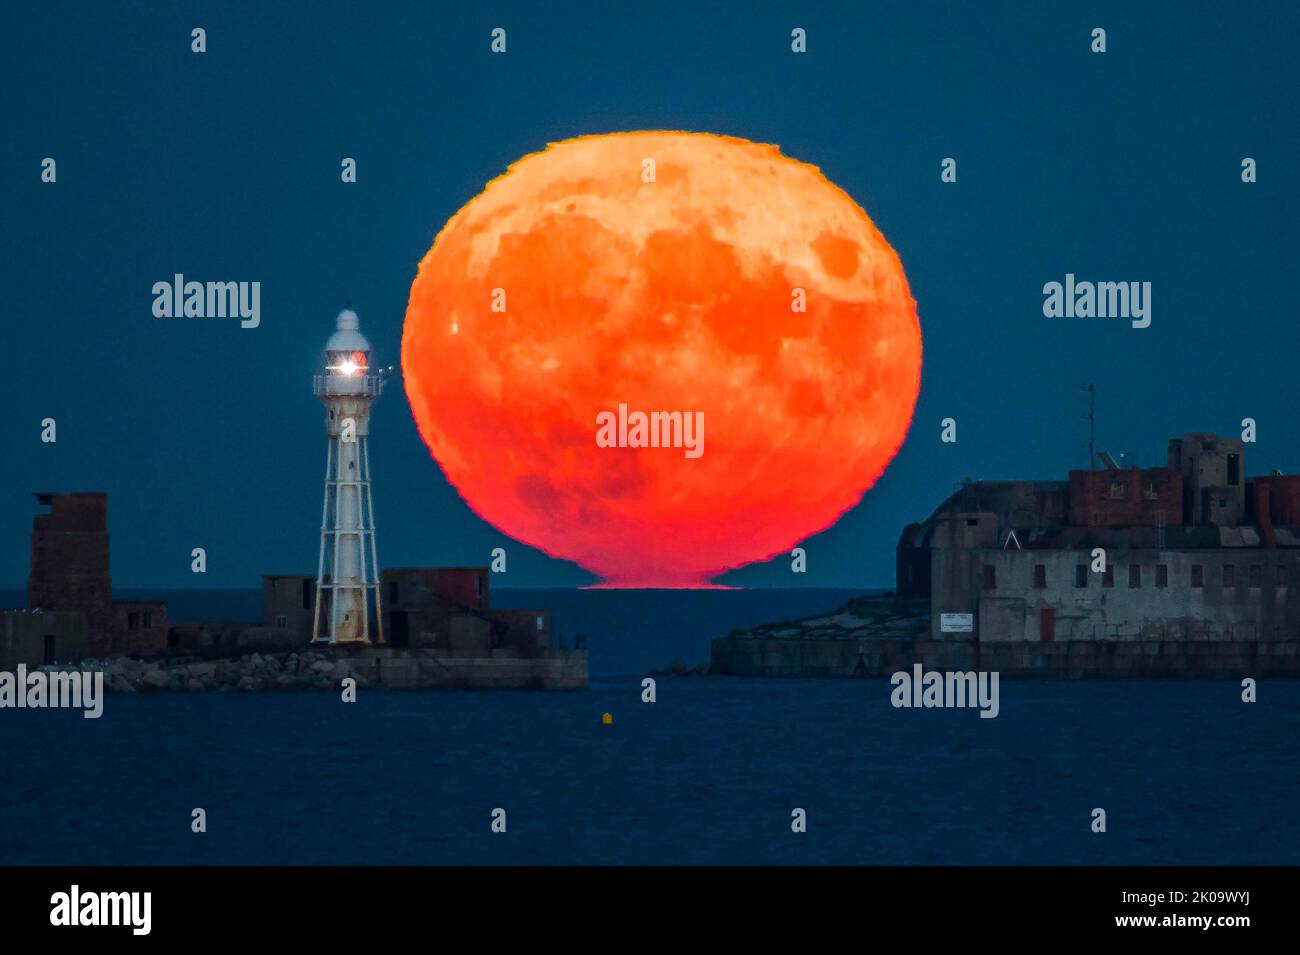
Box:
326 308 371 352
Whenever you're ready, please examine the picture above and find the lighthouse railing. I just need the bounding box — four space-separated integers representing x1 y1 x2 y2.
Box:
313 374 383 397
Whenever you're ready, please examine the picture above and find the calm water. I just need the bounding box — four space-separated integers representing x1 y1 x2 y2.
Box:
2 589 1298 865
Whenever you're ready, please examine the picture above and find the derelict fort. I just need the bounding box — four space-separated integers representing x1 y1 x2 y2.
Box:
715 431 1300 678
0 309 588 690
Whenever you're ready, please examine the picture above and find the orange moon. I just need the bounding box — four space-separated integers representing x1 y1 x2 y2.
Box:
403 131 922 587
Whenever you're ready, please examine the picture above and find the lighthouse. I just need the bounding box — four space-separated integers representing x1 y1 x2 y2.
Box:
312 308 385 644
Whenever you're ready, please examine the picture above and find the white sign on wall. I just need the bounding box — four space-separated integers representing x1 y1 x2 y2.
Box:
940 613 974 633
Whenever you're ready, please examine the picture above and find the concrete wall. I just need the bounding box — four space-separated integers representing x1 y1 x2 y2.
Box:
111 600 170 655
449 614 492 656
929 513 998 638
1170 434 1244 525
712 632 1300 679
340 647 587 689
383 567 488 613
262 575 316 643
0 611 90 669
938 546 1300 643
486 608 552 656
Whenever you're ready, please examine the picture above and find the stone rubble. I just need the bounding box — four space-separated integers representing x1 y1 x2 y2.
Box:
33 651 370 693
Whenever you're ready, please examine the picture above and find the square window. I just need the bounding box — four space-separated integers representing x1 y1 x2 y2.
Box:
1033 565 1046 589
275 614 288 629
1128 565 1141 588
1250 565 1262 588
1075 565 1088 588
1223 565 1235 587
983 565 997 590
1192 565 1204 588
1156 565 1169 588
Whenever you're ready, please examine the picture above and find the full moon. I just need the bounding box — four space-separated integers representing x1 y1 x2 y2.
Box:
403 131 922 587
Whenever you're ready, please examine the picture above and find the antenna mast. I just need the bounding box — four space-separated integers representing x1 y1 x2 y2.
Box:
1082 382 1096 470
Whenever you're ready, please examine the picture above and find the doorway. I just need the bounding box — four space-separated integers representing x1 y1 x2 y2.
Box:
388 611 409 649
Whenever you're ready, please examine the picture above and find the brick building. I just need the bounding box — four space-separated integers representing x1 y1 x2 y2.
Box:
2 492 171 666
27 492 115 657
381 567 551 657
259 566 553 658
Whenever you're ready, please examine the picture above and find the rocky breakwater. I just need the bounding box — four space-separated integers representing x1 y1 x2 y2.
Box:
710 595 932 678
58 651 364 694
41 645 589 692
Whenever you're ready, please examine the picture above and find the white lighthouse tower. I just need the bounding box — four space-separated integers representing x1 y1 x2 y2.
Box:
312 308 385 644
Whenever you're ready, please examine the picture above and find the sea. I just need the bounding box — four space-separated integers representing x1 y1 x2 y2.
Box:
1 587 1298 866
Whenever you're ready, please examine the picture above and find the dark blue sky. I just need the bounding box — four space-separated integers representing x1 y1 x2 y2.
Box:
3 1 1296 588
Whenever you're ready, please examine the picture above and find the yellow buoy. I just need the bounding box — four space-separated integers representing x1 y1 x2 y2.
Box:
601 712 614 726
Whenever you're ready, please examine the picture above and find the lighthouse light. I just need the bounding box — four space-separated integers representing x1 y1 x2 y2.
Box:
326 349 369 376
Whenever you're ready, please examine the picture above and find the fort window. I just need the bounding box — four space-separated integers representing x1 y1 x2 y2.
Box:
1075 565 1087 588
1156 565 1169 588
1250 565 1262 588
535 615 544 631
1227 453 1240 486
1128 565 1141 588
982 565 996 589
389 581 399 605
1033 565 1046 589
302 579 312 610
128 611 139 631
143 612 152 628
1108 481 1127 500
965 518 978 526
1223 565 1235 588
1192 565 1204 588
43 634 56 665
1102 566 1114 588
475 575 484 600
275 614 288 628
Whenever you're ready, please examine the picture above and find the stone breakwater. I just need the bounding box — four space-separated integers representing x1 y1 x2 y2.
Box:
36 646 589 692
41 652 366 694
